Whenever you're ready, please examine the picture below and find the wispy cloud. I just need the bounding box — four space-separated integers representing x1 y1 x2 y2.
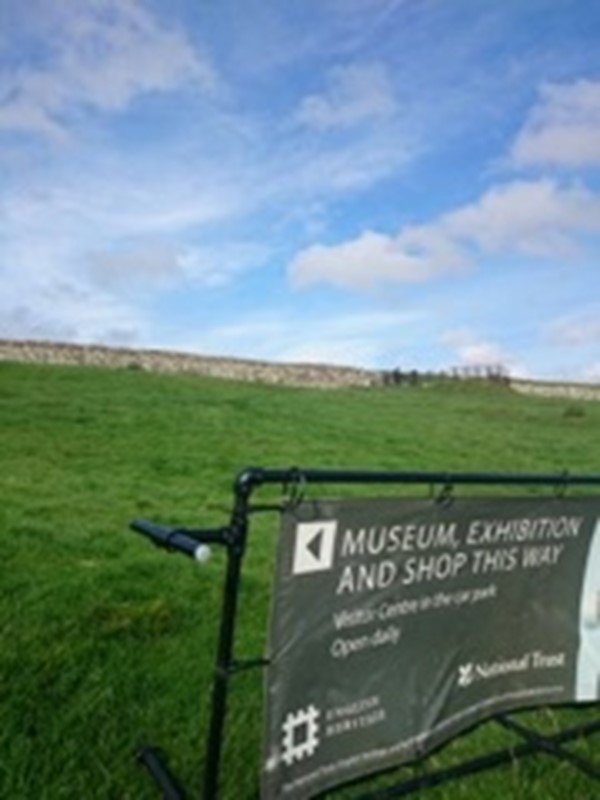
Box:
87 240 269 294
540 307 600 383
0 154 258 344
584 363 600 382
0 0 217 141
293 62 396 130
87 245 184 292
509 79 600 168
0 260 144 345
547 308 600 347
174 308 422 367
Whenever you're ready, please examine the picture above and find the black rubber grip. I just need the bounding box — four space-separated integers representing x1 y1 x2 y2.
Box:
130 519 201 558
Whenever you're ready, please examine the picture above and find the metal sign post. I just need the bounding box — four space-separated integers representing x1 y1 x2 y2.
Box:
129 467 600 799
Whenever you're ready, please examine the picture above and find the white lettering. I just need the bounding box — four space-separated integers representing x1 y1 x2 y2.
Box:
402 552 468 585
336 561 397 596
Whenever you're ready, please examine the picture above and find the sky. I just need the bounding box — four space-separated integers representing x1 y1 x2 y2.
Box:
1 0 599 381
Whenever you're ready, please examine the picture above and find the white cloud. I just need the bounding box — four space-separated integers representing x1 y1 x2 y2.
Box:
441 329 526 376
0 187 147 346
510 79 600 168
294 62 396 130
2 154 240 248
289 179 600 289
0 156 253 344
84 240 269 294
274 126 417 199
0 0 217 140
442 179 600 258
547 309 600 347
290 229 466 289
87 245 184 291
175 309 421 367
0 262 144 345
0 101 68 142
583 363 600 382
179 242 270 288
275 309 420 366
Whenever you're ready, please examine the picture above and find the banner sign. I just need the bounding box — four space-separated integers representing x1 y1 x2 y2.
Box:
262 496 600 800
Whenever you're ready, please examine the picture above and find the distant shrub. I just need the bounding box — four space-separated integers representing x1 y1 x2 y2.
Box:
563 404 586 419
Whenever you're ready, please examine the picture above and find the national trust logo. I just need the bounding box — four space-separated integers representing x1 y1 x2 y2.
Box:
457 663 475 688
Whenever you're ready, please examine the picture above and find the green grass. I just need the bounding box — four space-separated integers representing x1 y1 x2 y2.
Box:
0 361 599 799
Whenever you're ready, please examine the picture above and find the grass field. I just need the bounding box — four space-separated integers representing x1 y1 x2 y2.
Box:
1 360 599 799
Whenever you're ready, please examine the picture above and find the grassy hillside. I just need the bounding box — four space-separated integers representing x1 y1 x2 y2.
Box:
1 361 599 799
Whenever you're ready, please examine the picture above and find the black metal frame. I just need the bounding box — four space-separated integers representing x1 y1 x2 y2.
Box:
130 467 600 799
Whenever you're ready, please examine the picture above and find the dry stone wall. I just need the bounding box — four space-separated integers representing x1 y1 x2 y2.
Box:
0 339 378 389
1 339 598 399
510 379 600 403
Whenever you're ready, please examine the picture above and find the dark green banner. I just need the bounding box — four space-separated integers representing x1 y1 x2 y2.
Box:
262 496 600 799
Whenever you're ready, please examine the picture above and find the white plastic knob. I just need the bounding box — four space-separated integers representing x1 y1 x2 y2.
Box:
193 544 212 564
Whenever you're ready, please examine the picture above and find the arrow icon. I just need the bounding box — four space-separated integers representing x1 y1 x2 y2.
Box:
292 521 337 575
306 529 323 562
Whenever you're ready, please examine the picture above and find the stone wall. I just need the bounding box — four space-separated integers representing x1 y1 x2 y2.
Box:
510 379 600 403
1 339 598 399
0 339 378 389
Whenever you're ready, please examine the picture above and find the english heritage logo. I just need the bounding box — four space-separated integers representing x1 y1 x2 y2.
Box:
292 521 337 575
281 705 321 765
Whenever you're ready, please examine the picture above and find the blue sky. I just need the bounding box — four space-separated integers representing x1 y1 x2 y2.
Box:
1 0 599 380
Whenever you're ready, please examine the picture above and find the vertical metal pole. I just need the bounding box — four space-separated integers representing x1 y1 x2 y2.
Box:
201 476 252 799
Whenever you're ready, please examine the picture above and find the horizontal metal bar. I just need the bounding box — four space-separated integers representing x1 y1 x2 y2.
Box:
348 715 600 800
496 714 600 780
235 466 600 496
228 657 270 674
